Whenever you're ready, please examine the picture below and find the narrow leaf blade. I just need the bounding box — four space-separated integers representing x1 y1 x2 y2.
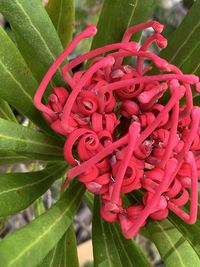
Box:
46 0 75 47
91 0 154 49
160 0 200 74
0 163 67 216
92 196 150 267
0 0 63 82
0 27 51 132
0 98 17 123
146 219 200 267
0 118 64 161
0 181 84 267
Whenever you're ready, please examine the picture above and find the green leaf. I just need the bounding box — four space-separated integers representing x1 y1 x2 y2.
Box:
0 0 63 84
91 0 154 49
0 180 84 267
34 197 46 218
168 196 200 258
0 98 17 123
0 151 28 165
39 224 79 267
0 118 64 161
160 0 200 74
46 0 75 47
39 231 67 267
14 30 49 84
0 27 51 132
61 224 79 267
92 196 150 267
0 163 67 216
146 219 200 267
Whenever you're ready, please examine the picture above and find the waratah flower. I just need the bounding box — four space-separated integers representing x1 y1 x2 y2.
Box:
34 21 200 239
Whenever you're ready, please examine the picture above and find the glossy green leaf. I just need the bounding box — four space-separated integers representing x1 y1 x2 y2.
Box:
34 197 46 218
39 224 79 267
93 197 122 267
0 163 67 216
0 27 52 132
46 0 75 47
0 118 64 161
0 151 28 165
91 0 154 49
0 98 17 123
61 224 79 267
146 219 200 267
160 0 200 74
0 180 84 267
39 231 67 267
0 0 63 84
92 196 150 267
168 196 200 257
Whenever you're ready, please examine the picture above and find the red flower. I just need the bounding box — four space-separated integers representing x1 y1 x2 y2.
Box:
34 21 200 239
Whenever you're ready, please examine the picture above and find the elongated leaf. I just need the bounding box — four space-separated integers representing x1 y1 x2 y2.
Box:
92 196 150 267
0 98 17 123
46 0 75 47
0 151 28 165
168 196 200 257
91 0 154 49
61 224 79 267
160 0 200 74
0 0 63 84
0 118 64 161
14 30 49 84
39 231 67 267
93 197 122 267
34 197 46 218
0 180 84 267
146 220 200 267
0 27 52 132
0 163 67 216
40 224 79 267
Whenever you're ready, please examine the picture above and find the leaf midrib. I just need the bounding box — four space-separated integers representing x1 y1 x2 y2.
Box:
0 60 33 103
0 132 62 152
14 0 57 63
7 186 83 267
0 166 64 196
154 222 187 267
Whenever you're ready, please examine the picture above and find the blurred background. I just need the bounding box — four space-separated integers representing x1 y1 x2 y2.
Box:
0 0 195 266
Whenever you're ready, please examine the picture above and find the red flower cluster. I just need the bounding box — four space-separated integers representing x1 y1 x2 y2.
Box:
34 21 200 239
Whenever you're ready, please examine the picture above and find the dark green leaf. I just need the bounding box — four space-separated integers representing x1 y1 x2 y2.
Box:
146 219 200 267
93 196 122 267
0 180 84 267
160 0 200 74
92 196 150 267
0 163 67 216
34 197 46 218
39 223 79 267
46 0 75 47
0 27 51 132
14 30 49 84
91 0 154 49
61 224 79 267
0 118 64 161
0 0 64 84
0 98 17 123
0 151 28 165
168 195 200 258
